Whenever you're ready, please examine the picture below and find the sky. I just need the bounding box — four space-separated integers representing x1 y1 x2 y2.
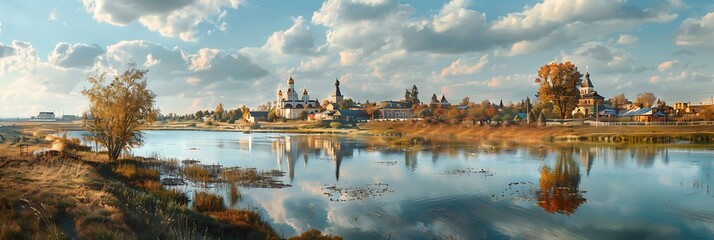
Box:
1 0 714 117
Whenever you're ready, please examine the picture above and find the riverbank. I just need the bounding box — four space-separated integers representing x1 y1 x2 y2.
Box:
357 121 714 146
0 124 342 240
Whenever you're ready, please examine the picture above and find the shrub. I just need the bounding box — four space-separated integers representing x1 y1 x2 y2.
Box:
329 122 342 129
193 192 225 212
113 163 160 181
184 165 211 183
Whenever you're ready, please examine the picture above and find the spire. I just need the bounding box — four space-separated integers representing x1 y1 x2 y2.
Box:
334 78 342 97
582 72 593 88
303 88 308 95
440 95 448 103
288 76 295 85
277 89 283 96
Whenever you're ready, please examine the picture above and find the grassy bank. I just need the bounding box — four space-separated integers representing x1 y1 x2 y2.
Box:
358 121 714 146
0 125 342 240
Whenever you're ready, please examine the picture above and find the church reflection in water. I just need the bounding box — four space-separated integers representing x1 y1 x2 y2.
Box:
267 135 364 182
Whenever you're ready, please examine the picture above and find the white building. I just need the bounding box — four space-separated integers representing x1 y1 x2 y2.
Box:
276 76 320 119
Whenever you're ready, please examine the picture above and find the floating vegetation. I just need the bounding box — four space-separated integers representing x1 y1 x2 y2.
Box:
321 183 393 201
436 168 494 177
181 159 200 165
161 177 186 186
371 161 398 166
491 181 538 202
220 167 290 189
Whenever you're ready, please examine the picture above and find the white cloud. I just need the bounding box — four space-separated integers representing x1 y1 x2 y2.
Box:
617 34 638 45
0 41 40 74
440 54 488 77
676 12 714 46
649 75 660 83
48 42 105 70
0 40 271 117
402 0 677 54
82 0 242 41
143 53 160 68
262 16 316 55
560 41 635 73
657 60 677 72
48 9 57 21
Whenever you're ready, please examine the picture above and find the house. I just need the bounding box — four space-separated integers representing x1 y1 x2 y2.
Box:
334 110 369 122
572 72 605 116
378 101 413 119
30 112 57 122
618 107 666 122
313 111 336 120
61 115 78 121
38 112 55 119
246 111 269 123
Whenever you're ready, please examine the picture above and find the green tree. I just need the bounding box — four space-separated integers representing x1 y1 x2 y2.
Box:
410 85 420 104
404 89 412 103
338 98 355 110
81 64 157 160
195 110 205 121
330 122 342 128
535 62 583 119
298 110 308 120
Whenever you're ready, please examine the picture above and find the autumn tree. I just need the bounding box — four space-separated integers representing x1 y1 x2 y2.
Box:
82 64 158 160
635 92 657 108
535 62 583 119
609 93 628 116
215 103 224 120
240 105 250 120
364 101 377 120
460 97 470 106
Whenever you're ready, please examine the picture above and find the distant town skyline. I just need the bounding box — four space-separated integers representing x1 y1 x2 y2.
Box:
1 0 714 117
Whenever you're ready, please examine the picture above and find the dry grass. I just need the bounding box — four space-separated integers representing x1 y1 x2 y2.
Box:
184 165 211 183
193 192 226 212
0 158 134 240
288 229 343 240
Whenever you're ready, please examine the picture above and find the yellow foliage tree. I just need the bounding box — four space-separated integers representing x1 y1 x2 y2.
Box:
82 64 157 160
535 62 582 119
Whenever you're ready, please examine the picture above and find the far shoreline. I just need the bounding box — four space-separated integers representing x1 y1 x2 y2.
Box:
3 120 714 146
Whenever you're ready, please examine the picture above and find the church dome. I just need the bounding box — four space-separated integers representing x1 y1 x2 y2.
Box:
288 76 294 84
303 89 308 95
277 89 283 95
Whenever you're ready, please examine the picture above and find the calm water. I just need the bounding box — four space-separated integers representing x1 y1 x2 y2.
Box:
75 130 714 239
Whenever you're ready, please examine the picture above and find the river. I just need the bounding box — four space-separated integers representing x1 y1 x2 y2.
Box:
74 130 714 239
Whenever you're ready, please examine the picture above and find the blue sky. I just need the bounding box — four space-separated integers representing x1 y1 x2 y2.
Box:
1 0 714 117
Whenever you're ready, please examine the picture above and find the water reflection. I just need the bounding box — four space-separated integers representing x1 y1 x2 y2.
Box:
537 147 586 215
90 131 714 239
265 135 363 182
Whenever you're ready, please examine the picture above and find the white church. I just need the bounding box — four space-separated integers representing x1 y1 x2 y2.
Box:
276 76 321 119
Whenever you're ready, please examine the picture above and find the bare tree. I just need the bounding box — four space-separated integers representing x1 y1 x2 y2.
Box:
82 64 157 160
